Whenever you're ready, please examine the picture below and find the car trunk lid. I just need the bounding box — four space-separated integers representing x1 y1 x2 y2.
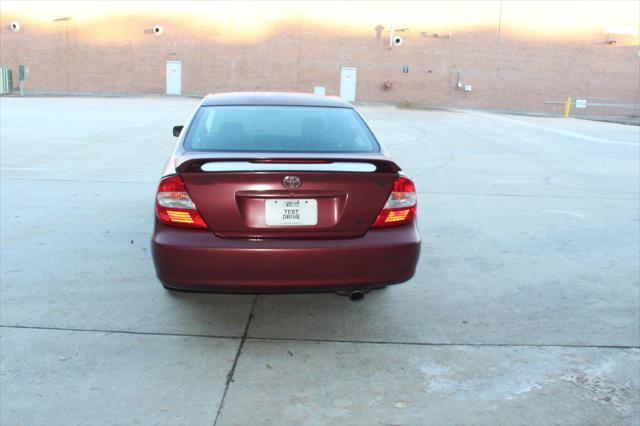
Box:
177 155 400 239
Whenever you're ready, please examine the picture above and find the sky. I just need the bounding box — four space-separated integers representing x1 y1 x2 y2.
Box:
2 0 638 38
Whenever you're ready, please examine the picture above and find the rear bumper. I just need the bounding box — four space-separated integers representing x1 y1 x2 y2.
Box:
151 222 421 292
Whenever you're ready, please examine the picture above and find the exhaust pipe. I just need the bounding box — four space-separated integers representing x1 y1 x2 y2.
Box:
334 289 370 301
348 290 365 302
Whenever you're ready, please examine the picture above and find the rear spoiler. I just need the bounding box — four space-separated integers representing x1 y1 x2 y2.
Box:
175 157 401 174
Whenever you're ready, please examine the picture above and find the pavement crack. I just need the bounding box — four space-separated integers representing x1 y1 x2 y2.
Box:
418 190 638 201
213 295 258 426
1 324 636 350
0 324 240 341
0 177 155 184
246 335 640 350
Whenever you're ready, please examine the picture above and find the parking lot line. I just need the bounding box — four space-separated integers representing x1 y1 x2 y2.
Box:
459 110 639 146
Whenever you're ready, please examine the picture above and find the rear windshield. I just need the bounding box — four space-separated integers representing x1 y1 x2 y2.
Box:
183 106 379 153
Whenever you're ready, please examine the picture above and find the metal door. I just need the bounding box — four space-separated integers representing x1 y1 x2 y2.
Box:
339 67 357 102
166 61 182 95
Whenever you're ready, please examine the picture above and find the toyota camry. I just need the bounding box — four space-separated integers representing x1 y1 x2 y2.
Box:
151 92 421 297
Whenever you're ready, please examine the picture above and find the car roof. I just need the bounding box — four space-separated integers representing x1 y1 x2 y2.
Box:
201 92 353 108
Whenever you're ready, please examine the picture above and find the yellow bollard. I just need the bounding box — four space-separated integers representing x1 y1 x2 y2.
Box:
564 96 572 118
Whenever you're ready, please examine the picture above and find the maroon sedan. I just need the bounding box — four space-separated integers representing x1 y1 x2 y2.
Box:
151 92 420 298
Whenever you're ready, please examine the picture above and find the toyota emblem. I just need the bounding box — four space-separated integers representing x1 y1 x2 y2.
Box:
282 176 301 189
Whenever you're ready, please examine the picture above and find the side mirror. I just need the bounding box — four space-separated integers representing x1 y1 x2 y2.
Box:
173 125 183 137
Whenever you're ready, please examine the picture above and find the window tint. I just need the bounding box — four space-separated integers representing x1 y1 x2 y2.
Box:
184 106 379 153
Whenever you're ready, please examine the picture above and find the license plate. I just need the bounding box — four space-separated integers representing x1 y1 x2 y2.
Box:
265 199 317 226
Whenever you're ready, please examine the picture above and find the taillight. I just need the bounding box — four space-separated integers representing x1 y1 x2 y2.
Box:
155 175 208 229
371 176 417 228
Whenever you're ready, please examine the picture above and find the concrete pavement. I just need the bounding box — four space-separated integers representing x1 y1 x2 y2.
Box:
1 97 638 425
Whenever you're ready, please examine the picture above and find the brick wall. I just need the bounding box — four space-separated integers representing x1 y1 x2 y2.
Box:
1 1 638 116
